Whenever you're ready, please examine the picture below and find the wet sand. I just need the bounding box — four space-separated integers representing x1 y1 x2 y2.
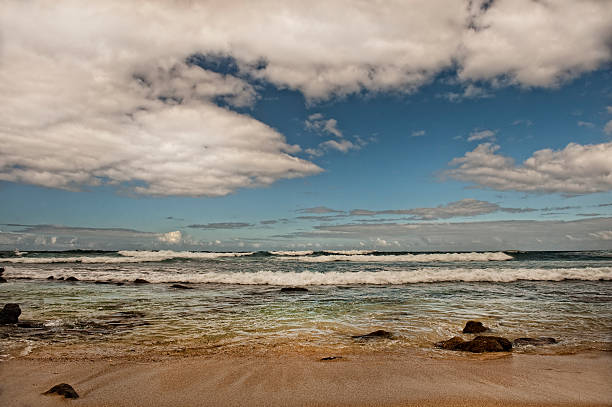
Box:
1 352 611 407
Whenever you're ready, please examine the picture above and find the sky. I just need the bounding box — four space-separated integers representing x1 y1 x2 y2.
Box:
1 0 612 251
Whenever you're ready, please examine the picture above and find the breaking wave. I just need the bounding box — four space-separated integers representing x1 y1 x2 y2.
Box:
3 267 611 285
279 252 514 262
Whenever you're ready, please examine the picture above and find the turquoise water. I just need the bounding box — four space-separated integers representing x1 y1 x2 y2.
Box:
1 250 611 359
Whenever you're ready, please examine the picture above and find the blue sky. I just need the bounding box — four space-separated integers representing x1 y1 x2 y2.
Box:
1 0 612 251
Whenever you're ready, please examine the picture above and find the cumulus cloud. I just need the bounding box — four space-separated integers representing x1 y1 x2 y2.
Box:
467 129 496 142
604 120 612 135
349 199 534 220
442 84 492 102
444 142 612 195
1 0 611 196
304 114 360 155
411 130 426 137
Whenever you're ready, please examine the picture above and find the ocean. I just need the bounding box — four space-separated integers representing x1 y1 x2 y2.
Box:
1 250 611 360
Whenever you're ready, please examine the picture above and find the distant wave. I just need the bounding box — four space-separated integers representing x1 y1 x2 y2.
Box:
279 252 514 262
0 250 255 264
3 267 611 284
0 250 513 263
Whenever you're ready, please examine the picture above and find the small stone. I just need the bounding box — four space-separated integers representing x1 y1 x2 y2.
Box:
134 278 150 284
462 321 489 333
352 330 393 339
43 383 79 399
65 276 78 281
280 287 309 292
0 303 21 324
170 284 193 289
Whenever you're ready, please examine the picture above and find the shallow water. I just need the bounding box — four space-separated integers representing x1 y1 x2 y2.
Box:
1 250 611 359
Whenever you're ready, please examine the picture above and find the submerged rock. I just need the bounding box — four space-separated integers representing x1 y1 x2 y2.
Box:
134 278 150 284
0 303 21 324
462 321 489 333
43 383 79 399
0 266 4 274
280 287 309 293
0 277 6 283
435 335 512 353
115 282 125 286
352 330 393 339
17 320 44 329
170 284 193 289
513 337 557 346
65 276 79 282
57 277 64 280
47 276 55 280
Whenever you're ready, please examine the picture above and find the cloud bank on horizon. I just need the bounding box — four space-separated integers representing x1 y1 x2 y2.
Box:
1 0 612 198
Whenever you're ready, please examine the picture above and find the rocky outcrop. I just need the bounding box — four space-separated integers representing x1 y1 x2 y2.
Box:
352 330 393 339
280 287 309 292
435 335 512 353
513 337 557 346
43 383 79 399
462 321 489 333
0 303 21 324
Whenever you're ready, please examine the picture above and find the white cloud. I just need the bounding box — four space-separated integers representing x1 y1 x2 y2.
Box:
467 129 496 142
411 130 426 137
158 231 182 244
577 121 595 128
1 0 611 196
604 120 612 135
442 84 492 102
445 142 612 195
607 106 612 114
589 231 612 240
320 139 357 153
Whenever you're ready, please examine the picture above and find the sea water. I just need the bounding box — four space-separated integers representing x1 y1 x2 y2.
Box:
1 250 611 359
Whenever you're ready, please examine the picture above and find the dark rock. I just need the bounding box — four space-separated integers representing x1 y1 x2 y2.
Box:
43 383 79 399
321 356 342 361
47 276 55 280
435 336 465 350
57 277 64 280
170 284 193 289
134 278 150 284
0 266 4 274
436 335 512 353
352 330 393 339
94 280 113 285
115 282 124 286
65 276 78 281
0 277 6 283
280 287 309 292
513 337 557 346
0 303 21 324
462 321 489 333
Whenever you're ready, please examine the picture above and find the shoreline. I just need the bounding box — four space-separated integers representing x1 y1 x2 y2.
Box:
1 350 610 406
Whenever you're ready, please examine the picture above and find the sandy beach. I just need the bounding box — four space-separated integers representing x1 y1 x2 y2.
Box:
1 351 611 407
